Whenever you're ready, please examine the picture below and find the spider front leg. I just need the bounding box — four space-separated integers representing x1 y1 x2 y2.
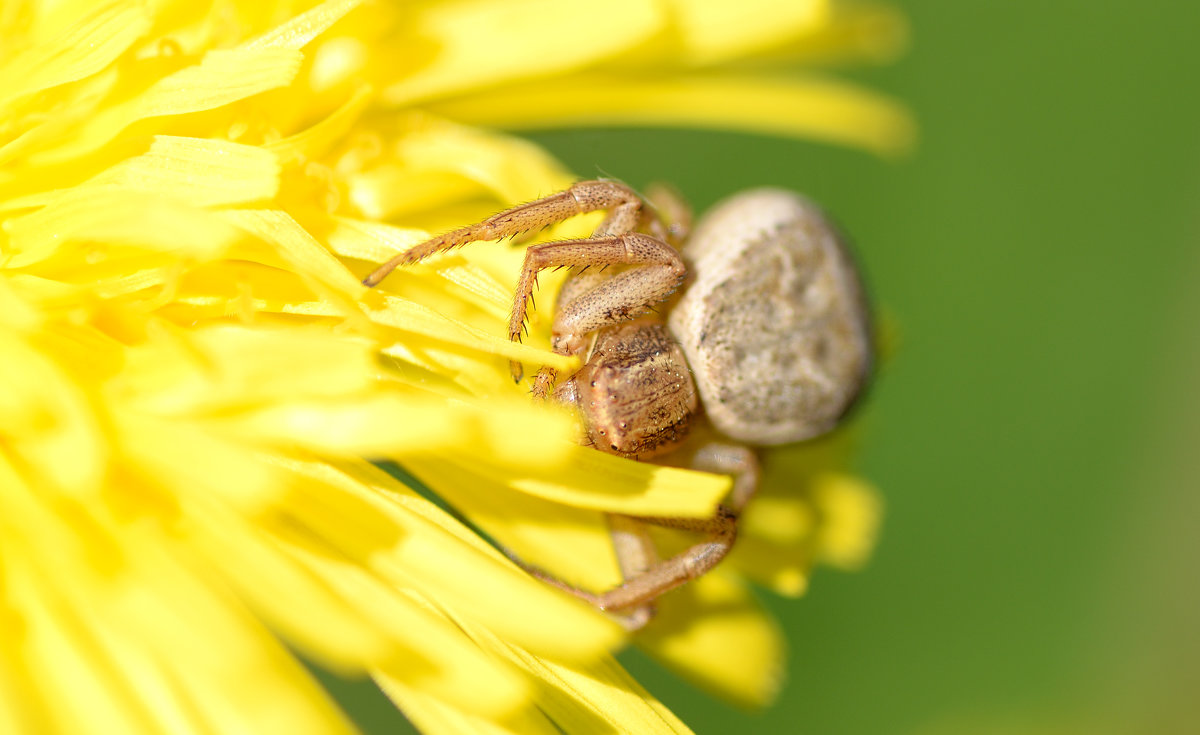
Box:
517 508 738 631
361 179 645 286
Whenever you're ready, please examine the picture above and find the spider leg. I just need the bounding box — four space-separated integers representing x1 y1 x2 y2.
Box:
512 509 736 632
362 179 642 286
644 182 693 248
689 442 760 512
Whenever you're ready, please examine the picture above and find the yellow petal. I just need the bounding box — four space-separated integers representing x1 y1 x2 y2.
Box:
113 323 374 414
665 0 828 66
511 444 732 517
428 72 915 157
343 113 580 222
728 536 813 598
304 552 533 719
408 441 730 517
0 469 356 735
463 619 695 735
9 192 241 276
240 0 363 51
266 85 375 166
180 496 400 673
366 294 580 374
400 452 622 591
286 458 627 662
192 460 535 719
31 48 303 164
756 2 910 66
219 209 363 299
636 572 785 708
0 331 106 497
510 653 694 735
212 395 467 455
112 414 289 510
0 0 150 108
7 137 278 267
381 0 665 106
376 673 561 735
811 471 883 569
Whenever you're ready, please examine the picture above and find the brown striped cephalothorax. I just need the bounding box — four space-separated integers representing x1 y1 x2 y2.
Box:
364 181 872 629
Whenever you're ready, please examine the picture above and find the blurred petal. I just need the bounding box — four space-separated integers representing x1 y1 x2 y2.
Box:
637 573 786 709
381 0 665 105
428 73 915 156
0 0 150 106
665 0 828 66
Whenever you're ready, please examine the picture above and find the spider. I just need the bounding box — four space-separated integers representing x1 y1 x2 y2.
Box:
363 180 872 629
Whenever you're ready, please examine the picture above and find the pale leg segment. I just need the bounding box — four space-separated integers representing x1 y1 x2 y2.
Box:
361 179 643 287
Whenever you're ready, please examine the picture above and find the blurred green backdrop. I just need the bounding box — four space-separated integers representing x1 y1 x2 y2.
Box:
325 1 1200 733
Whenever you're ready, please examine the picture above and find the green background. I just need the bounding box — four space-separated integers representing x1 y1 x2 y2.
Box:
327 2 1200 733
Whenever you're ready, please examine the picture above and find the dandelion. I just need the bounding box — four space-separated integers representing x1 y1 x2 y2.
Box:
0 0 904 732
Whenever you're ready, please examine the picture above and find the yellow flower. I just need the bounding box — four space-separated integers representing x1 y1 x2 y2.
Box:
0 0 904 732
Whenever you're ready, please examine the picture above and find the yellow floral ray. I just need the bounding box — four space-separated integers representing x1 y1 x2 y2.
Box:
291 543 534 719
374 673 561 735
635 572 786 709
7 136 278 259
289 458 627 661
365 294 580 373
400 451 621 592
756 2 910 66
384 115 579 207
734 470 882 597
809 471 884 569
111 412 291 511
322 216 430 263
114 324 377 413
0 460 357 735
241 0 363 51
219 208 362 297
29 48 303 165
512 445 731 516
0 0 150 108
408 443 731 518
665 0 828 66
380 0 665 106
266 85 375 166
1 330 106 496
428 72 915 157
457 614 695 735
181 459 540 720
729 534 813 598
15 193 242 273
505 650 694 735
7 137 279 267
